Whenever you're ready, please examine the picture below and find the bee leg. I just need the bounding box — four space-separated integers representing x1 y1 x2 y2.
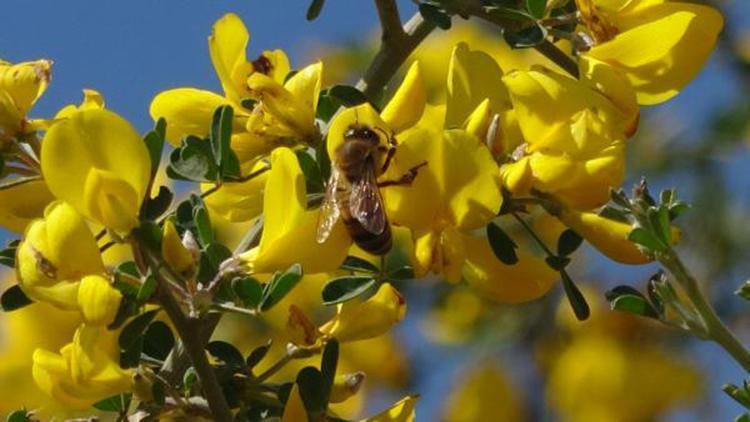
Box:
378 161 427 187
380 145 396 173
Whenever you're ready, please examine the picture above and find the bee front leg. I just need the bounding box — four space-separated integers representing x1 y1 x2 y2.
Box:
378 161 428 188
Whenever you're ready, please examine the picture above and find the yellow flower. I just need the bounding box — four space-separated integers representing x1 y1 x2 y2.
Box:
577 0 723 105
319 283 406 342
246 60 323 145
32 323 133 410
500 66 634 210
546 333 701 422
150 12 296 163
16 201 105 311
161 219 196 274
239 147 350 274
0 59 51 144
41 108 151 234
54 89 105 119
442 363 526 422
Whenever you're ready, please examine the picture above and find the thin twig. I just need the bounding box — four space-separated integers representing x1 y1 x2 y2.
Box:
356 12 437 100
374 0 407 43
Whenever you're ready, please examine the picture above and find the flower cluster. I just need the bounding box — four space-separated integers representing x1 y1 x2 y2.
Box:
0 0 724 418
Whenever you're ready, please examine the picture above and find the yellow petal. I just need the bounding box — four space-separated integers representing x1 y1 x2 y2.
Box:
209 13 253 103
41 109 151 234
381 61 426 133
445 43 510 129
149 88 229 145
442 364 526 422
320 283 406 342
330 372 366 403
0 179 55 233
77 275 122 325
361 395 419 422
462 233 559 304
204 159 269 222
384 129 501 231
262 49 292 84
83 168 141 234
586 3 723 105
55 89 106 119
239 148 350 274
284 61 323 116
557 208 651 265
579 56 639 136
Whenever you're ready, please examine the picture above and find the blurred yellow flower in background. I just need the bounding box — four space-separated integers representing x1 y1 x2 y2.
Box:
443 362 526 422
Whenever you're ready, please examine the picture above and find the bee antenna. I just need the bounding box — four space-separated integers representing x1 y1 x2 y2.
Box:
374 126 395 146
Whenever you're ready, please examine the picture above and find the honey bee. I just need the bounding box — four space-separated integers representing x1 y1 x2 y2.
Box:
316 124 425 256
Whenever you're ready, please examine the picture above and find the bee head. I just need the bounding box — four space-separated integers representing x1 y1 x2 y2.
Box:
344 125 381 146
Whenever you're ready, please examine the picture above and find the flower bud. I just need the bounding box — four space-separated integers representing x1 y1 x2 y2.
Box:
329 371 366 403
558 208 654 265
162 219 195 275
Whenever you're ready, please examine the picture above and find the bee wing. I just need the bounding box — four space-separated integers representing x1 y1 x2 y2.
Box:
316 165 343 244
350 162 387 235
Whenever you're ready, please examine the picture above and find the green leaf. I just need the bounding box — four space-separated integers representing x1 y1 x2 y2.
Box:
193 205 214 247
561 272 589 321
526 0 547 19
628 227 665 253
306 0 325 21
484 5 534 21
6 410 31 422
167 135 218 182
260 263 304 311
340 255 380 273
296 366 326 415
322 276 377 305
320 339 339 406
504 24 548 48
646 271 666 315
387 265 415 280
723 383 750 409
246 339 273 369
598 205 630 223
119 309 159 350
545 255 571 271
328 85 368 107
142 185 173 220
296 149 324 195
737 280 750 302
133 221 162 252
315 139 332 182
557 229 583 257
143 118 166 177
183 367 198 393
137 275 157 303
93 393 132 413
486 223 518 265
419 3 452 29
207 341 246 369
232 276 264 308
606 286 659 319
210 106 232 167
316 91 338 123
1 285 33 311
0 239 20 268
143 320 174 361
